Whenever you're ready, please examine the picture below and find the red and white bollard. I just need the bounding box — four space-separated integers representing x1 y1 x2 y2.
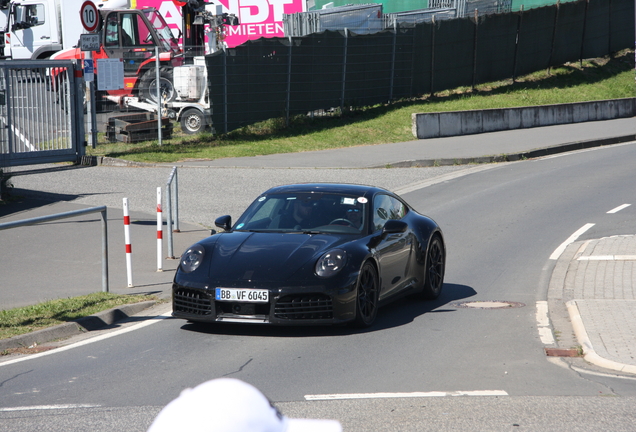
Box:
157 187 163 272
123 197 134 287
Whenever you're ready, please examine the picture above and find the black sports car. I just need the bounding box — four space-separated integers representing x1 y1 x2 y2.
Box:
172 183 445 327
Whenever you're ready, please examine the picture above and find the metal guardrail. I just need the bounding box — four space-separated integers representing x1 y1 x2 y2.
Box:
0 206 110 293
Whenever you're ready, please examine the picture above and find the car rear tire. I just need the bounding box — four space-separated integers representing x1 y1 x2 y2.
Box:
353 262 379 327
421 235 445 299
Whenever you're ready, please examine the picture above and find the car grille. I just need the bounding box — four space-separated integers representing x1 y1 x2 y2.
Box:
174 287 213 315
274 294 333 320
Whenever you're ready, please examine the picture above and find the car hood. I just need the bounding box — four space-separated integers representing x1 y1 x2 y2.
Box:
204 231 346 282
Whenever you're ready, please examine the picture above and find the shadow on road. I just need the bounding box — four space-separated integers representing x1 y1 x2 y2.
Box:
0 190 81 218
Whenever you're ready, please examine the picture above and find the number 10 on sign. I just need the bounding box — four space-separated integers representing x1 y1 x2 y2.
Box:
80 1 98 32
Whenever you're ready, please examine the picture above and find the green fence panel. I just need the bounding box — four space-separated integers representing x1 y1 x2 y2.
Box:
345 30 394 106
289 31 346 114
515 6 556 76
411 22 433 96
474 13 519 84
391 25 418 100
609 0 635 52
206 51 228 133
581 0 610 58
206 0 626 134
223 38 290 130
550 1 586 66
431 18 476 92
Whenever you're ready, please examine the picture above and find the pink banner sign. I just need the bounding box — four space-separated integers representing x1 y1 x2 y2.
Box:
134 0 305 48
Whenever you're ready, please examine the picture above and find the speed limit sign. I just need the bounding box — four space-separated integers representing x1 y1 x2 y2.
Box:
80 1 99 32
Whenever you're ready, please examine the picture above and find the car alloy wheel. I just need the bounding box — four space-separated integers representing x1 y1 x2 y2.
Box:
422 235 445 299
354 262 379 327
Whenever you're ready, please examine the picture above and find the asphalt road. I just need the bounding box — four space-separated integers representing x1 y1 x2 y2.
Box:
2 142 636 431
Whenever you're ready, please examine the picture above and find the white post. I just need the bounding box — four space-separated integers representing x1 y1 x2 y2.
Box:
123 198 134 287
157 187 163 272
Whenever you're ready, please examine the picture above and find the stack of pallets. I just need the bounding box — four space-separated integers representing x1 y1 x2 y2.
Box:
106 113 172 143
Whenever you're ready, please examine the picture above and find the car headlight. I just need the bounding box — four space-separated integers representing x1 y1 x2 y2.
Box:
315 249 347 278
180 244 205 273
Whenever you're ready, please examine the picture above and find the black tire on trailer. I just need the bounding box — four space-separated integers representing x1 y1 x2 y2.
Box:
179 108 207 134
139 67 177 104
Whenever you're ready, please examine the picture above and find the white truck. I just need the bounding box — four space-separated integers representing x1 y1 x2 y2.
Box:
0 0 101 59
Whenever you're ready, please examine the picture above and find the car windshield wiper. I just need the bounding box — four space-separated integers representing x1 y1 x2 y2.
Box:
285 230 322 234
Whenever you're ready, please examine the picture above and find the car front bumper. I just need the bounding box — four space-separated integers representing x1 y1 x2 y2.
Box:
172 278 358 326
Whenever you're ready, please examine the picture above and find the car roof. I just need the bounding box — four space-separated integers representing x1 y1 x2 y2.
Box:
261 183 393 197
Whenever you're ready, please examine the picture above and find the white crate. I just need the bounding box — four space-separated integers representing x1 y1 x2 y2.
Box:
174 65 206 100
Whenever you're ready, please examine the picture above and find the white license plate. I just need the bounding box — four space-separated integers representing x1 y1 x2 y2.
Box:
215 288 269 303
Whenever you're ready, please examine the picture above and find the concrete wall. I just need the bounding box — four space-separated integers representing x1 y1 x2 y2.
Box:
412 98 636 139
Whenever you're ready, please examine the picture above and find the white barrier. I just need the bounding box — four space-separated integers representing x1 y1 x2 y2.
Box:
123 198 134 287
156 187 163 272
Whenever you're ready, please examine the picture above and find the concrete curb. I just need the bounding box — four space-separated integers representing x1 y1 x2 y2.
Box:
412 98 636 139
373 133 636 168
566 300 636 375
80 156 157 167
0 300 158 351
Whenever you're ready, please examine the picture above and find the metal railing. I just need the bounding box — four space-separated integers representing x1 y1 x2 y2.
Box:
0 206 109 293
165 166 180 259
0 60 84 168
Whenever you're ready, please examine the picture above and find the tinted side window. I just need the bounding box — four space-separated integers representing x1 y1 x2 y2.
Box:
104 14 119 47
373 194 407 232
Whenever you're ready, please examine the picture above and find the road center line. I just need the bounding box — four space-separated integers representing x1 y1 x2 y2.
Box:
549 223 595 260
607 204 631 214
305 390 508 401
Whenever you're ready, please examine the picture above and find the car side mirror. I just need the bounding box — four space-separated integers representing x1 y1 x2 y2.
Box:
367 220 408 249
215 215 232 231
382 219 408 235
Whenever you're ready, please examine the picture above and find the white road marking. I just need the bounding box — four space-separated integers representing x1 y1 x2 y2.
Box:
607 204 631 214
305 390 508 401
536 301 555 345
0 311 172 368
535 301 550 327
549 223 595 260
0 404 100 412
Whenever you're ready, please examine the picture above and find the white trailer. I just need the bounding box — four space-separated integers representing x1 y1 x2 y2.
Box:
118 57 211 134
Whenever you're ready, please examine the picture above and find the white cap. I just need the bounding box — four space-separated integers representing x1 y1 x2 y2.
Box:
147 378 342 432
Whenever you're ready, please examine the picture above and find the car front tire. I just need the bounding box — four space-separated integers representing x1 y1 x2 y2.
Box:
353 262 379 327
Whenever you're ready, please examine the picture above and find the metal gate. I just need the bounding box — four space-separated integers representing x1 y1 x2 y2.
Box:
0 60 84 168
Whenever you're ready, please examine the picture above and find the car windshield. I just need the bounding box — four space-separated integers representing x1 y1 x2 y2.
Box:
142 8 180 54
234 192 369 234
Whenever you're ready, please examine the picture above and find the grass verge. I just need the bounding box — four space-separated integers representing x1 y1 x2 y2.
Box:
0 292 159 342
88 50 635 164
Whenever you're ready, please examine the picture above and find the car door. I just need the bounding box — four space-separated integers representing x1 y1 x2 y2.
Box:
371 194 413 300
102 11 156 76
10 2 54 59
